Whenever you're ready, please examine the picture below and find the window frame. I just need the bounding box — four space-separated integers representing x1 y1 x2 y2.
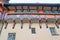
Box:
8 33 16 40
43 6 51 11
31 28 36 34
52 7 57 11
49 27 58 36
29 6 37 9
30 9 37 12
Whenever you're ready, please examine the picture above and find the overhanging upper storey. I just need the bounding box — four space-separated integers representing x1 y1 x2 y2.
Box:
0 3 60 21
4 3 60 14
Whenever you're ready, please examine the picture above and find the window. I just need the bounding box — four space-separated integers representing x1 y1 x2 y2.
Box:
23 6 28 9
23 9 28 12
29 6 37 12
31 28 36 34
44 6 51 11
31 19 39 23
49 27 58 36
52 7 57 11
47 20 56 23
16 6 22 9
29 6 37 9
8 6 15 9
17 9 22 12
58 7 60 11
38 6 42 9
8 33 16 40
30 9 37 12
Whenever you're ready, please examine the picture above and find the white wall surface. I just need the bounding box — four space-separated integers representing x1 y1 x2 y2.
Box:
0 23 60 40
